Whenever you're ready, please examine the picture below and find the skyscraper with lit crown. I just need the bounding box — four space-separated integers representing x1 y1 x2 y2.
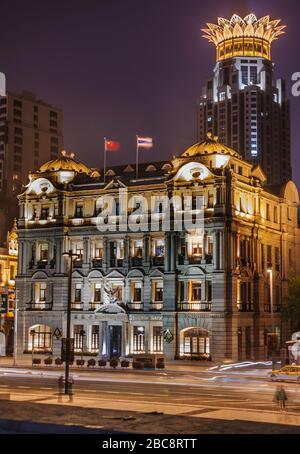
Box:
198 14 291 186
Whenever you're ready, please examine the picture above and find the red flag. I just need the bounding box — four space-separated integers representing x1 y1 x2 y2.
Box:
105 139 120 152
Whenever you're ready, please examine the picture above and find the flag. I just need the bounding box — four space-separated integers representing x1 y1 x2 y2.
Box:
105 139 120 152
137 136 153 149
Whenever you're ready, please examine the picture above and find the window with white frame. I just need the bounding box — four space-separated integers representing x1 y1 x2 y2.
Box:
132 282 142 302
153 238 164 257
35 282 47 303
190 282 201 302
153 281 163 302
74 283 82 302
153 326 163 353
39 243 48 261
132 240 143 258
133 326 145 353
93 283 101 302
91 325 99 351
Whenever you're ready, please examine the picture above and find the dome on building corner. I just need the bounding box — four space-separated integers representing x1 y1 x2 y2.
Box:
38 150 92 175
181 133 241 159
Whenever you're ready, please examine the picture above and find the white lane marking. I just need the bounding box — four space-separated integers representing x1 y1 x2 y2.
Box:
39 387 53 390
0 385 8 387
17 386 30 389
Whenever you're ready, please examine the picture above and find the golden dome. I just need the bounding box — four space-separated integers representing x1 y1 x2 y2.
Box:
181 134 241 158
39 150 92 174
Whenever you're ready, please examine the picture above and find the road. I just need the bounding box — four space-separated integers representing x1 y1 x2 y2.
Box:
0 366 300 417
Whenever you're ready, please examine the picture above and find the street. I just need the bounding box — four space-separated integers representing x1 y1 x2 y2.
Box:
0 365 300 433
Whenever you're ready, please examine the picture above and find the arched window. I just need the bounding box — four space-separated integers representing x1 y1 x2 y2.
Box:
28 325 52 352
181 328 210 357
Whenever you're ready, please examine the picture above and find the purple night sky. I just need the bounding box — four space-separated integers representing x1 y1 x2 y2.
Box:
0 0 299 188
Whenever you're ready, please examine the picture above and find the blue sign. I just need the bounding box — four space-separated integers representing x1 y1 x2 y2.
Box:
0 294 8 314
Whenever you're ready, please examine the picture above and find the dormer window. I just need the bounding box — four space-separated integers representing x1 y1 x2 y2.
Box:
40 207 49 220
75 203 83 218
145 164 157 172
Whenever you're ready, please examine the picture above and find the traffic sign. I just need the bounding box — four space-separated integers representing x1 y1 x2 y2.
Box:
0 294 8 314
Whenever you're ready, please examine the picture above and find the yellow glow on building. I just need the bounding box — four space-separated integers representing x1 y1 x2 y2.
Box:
202 14 286 62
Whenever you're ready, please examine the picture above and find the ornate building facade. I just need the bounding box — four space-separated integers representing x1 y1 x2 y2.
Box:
16 137 300 362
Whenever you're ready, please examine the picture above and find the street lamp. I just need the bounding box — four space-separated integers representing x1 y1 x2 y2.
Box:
267 267 276 368
62 249 78 395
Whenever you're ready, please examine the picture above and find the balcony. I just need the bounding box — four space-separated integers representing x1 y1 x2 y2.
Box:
71 302 84 311
188 256 202 265
37 260 47 269
237 303 253 312
150 302 163 311
110 258 124 268
92 258 103 268
178 302 212 312
26 302 53 311
127 302 144 311
73 259 83 269
130 257 143 267
205 254 213 264
89 302 101 311
151 256 164 267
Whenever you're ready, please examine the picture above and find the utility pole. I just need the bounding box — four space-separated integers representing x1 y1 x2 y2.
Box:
62 250 78 395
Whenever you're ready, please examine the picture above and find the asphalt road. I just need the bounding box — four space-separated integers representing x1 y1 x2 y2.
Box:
0 367 300 415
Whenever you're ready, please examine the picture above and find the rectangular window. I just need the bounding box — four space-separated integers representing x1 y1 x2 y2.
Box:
153 281 163 302
40 207 49 220
132 282 142 302
133 326 145 353
74 325 84 351
94 283 101 302
74 283 82 303
40 243 48 261
153 326 163 353
274 206 278 223
191 282 201 302
91 325 99 351
75 203 83 218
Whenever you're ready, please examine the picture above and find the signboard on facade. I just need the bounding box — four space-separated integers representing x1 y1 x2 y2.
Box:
61 337 75 362
0 294 8 314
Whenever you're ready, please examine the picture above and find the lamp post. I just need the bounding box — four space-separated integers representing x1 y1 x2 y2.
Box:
62 249 78 395
267 268 276 368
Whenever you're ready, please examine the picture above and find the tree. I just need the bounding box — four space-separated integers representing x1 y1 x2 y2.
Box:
282 274 300 333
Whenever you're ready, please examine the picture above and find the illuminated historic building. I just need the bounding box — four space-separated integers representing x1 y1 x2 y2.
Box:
15 138 300 362
198 14 291 186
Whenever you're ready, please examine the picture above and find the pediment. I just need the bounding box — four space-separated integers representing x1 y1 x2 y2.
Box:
104 178 127 190
174 162 213 182
106 269 125 279
25 177 56 196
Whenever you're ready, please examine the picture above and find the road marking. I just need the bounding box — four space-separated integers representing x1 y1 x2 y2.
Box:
0 385 8 387
39 387 53 390
17 386 30 389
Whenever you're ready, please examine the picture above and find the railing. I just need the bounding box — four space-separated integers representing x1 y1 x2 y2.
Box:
89 302 101 311
26 302 53 311
71 302 84 311
127 302 144 311
37 260 47 269
110 259 124 268
178 302 212 312
188 256 202 264
131 257 143 267
92 258 103 268
73 259 83 269
151 256 164 266
150 302 163 311
237 303 253 312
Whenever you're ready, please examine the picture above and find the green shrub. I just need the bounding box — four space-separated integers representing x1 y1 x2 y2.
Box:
110 359 118 369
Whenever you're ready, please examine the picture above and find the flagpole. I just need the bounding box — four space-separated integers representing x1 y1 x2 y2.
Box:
136 135 139 179
103 137 107 183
